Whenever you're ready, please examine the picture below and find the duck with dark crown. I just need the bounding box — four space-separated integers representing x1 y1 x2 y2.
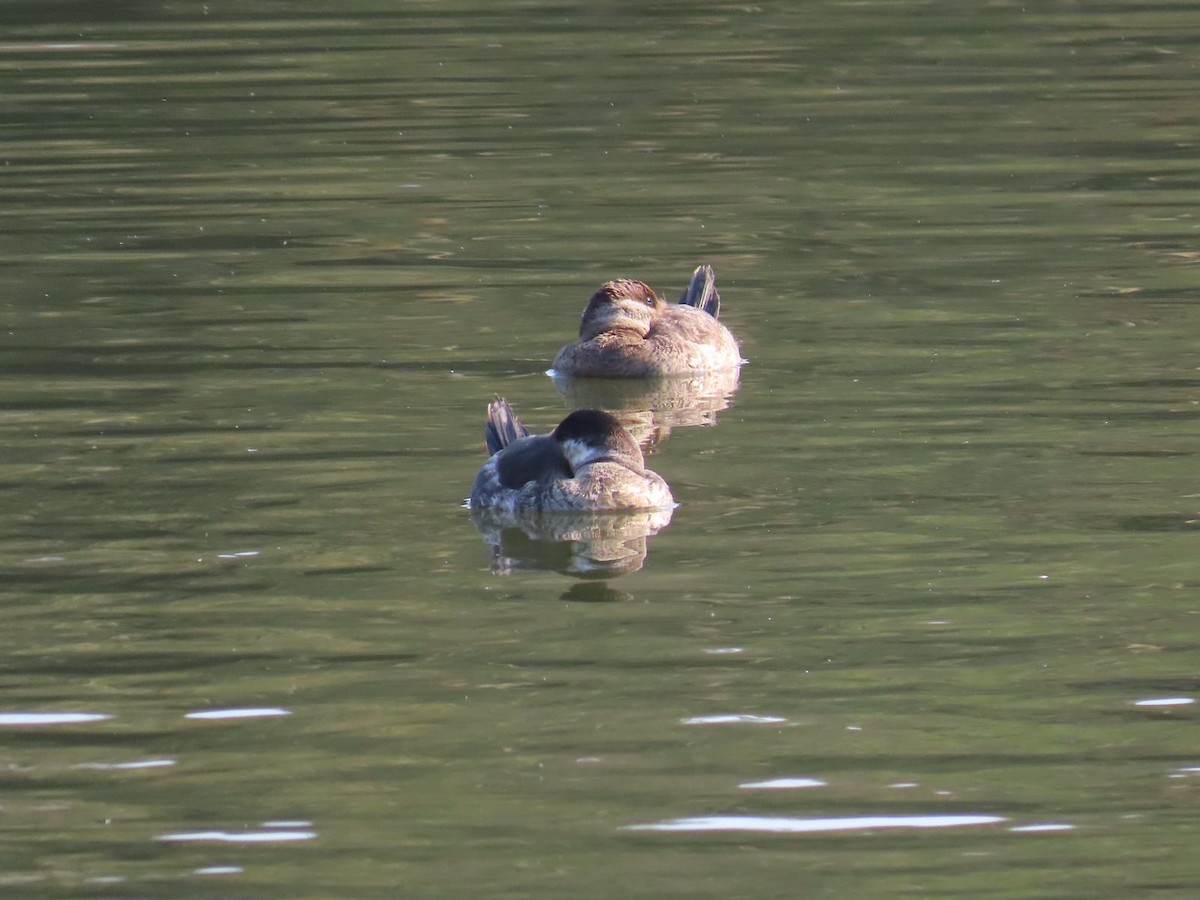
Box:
468 398 673 513
552 264 741 378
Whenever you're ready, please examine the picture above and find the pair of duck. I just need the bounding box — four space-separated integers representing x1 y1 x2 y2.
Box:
470 265 741 513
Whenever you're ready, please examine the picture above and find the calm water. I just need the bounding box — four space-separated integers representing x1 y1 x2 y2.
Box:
2 1 1199 897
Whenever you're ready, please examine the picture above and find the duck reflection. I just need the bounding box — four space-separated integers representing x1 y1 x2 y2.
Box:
550 366 741 452
470 506 673 579
560 581 634 603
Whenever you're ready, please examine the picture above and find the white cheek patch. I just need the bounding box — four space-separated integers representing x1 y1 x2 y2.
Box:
560 437 605 470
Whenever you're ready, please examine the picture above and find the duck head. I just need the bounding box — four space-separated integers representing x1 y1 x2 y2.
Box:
552 408 646 473
577 279 665 341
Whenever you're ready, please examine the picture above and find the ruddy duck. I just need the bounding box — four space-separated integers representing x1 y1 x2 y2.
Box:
468 398 673 513
552 264 741 377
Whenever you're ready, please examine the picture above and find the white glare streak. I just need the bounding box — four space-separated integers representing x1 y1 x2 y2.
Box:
624 814 1005 834
158 830 315 843
682 714 786 725
1134 697 1194 707
740 778 826 790
185 708 290 720
74 759 176 770
0 712 111 726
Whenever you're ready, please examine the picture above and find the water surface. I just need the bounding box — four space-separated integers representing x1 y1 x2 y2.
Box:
2 1 1199 897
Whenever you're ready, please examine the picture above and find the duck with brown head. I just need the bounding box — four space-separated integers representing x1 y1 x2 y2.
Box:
552 265 741 378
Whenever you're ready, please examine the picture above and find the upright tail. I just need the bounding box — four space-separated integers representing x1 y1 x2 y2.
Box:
678 264 721 318
484 396 530 455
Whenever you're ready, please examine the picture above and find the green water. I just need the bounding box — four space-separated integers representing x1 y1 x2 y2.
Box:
2 1 1199 897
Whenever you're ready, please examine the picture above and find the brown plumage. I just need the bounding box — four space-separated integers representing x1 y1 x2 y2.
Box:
552 265 741 378
469 398 673 513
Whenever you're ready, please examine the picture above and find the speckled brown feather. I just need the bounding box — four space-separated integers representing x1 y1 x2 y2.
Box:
553 265 740 378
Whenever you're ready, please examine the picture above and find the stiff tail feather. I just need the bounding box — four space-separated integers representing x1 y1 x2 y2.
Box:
678 264 721 318
484 396 530 455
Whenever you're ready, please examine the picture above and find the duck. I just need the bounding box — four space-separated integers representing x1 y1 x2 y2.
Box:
551 264 741 377
468 398 673 513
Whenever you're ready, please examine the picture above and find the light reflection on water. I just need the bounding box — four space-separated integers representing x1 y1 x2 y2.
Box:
157 829 318 843
72 759 177 770
681 714 789 725
624 814 1008 834
739 777 827 789
183 708 293 720
1132 697 1195 708
0 712 112 726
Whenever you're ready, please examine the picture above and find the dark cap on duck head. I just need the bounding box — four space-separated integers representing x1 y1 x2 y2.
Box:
552 408 645 469
552 408 627 445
